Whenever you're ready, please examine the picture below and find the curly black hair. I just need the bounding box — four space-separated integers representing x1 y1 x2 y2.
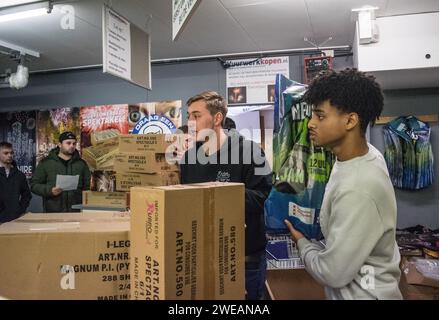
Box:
303 68 384 132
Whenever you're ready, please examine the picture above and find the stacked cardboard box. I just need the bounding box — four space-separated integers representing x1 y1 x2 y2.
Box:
91 128 120 146
83 191 130 209
115 172 180 192
114 152 178 173
118 134 179 153
0 213 130 300
83 134 182 171
113 134 181 190
87 135 182 207
130 182 245 300
82 136 119 170
91 171 180 193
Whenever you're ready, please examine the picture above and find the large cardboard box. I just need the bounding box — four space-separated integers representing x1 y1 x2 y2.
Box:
130 185 206 300
118 134 181 153
189 182 245 300
14 212 130 222
130 182 245 300
0 213 130 300
83 191 129 208
114 152 179 174
115 172 180 191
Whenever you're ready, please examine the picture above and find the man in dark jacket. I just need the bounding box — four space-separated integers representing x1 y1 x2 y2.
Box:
179 91 272 300
31 132 91 212
0 142 32 223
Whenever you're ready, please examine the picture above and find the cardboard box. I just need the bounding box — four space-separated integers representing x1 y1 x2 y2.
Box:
91 129 120 146
118 134 182 153
401 257 439 288
266 269 326 300
130 185 206 300
115 172 180 191
189 182 245 300
0 213 130 300
83 191 129 208
130 182 245 300
114 152 179 174
82 139 119 170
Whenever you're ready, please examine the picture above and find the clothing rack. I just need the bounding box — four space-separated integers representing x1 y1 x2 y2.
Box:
376 114 438 125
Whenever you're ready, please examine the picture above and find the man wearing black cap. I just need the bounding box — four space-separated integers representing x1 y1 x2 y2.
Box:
31 131 91 212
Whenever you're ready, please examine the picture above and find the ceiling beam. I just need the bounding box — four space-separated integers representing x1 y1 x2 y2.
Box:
0 39 40 58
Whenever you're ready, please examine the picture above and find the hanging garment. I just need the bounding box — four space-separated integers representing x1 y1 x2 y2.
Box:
383 116 434 190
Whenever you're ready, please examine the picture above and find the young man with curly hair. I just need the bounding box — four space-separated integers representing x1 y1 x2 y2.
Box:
285 69 402 300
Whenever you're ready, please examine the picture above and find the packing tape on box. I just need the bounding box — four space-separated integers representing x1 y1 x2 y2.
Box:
29 222 81 231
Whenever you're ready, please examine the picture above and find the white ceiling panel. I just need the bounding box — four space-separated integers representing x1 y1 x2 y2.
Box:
384 0 439 16
177 0 259 55
227 0 313 50
305 0 387 47
0 6 101 69
220 0 287 9
0 0 438 72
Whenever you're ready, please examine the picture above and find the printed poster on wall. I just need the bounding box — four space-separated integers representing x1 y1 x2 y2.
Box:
0 111 36 179
36 108 80 163
128 100 182 133
80 104 129 149
226 56 289 105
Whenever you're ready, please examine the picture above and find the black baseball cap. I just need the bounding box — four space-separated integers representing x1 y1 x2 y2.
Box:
59 131 77 143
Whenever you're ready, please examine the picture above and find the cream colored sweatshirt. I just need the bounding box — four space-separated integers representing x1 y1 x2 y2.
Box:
297 144 402 300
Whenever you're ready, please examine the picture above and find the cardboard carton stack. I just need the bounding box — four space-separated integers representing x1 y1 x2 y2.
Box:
82 136 119 171
91 128 120 146
113 134 181 192
82 191 130 209
85 134 182 209
130 182 245 300
0 212 131 300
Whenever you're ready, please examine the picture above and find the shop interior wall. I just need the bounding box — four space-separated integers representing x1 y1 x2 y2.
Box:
1 55 438 229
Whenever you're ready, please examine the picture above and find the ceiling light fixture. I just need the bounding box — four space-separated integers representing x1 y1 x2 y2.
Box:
0 0 52 23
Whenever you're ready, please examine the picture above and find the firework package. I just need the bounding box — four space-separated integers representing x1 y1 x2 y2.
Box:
82 136 119 170
83 134 184 171
383 116 434 190
265 74 334 239
130 182 245 300
91 171 180 192
0 213 130 300
82 191 130 209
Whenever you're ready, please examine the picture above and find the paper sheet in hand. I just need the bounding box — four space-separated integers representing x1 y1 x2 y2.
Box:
56 175 79 191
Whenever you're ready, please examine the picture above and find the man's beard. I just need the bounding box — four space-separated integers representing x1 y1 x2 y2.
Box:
61 149 75 156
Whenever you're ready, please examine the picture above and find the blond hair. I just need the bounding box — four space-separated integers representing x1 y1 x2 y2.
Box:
186 91 227 126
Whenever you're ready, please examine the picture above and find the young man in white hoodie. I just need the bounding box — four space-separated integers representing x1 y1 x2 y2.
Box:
285 69 402 300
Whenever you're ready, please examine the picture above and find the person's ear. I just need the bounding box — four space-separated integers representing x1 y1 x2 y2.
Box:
214 112 224 127
346 112 360 131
